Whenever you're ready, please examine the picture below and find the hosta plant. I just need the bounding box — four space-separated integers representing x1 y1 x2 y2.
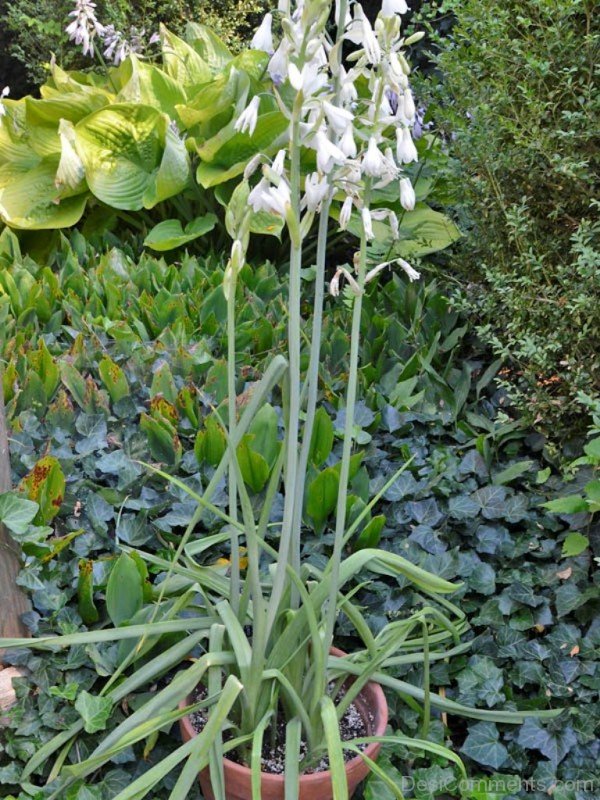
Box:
0 10 458 270
0 1 560 798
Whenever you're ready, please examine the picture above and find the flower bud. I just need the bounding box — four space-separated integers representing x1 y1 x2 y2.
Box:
339 196 353 230
399 177 416 210
404 31 425 46
362 207 374 240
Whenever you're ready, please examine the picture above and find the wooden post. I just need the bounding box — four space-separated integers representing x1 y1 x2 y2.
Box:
0 379 29 716
0 379 30 654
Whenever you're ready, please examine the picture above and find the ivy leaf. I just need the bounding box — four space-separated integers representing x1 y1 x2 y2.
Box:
407 498 443 526
0 492 39 535
364 754 404 800
461 722 508 769
457 657 505 707
74 691 113 734
503 494 529 522
472 485 507 519
449 495 481 524
516 718 576 766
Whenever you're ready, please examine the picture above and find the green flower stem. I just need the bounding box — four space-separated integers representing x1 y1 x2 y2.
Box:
289 0 351 606
227 266 241 614
322 181 372 670
266 98 304 635
289 207 328 604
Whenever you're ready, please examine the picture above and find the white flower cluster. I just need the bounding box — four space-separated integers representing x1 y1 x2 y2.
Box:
65 0 105 57
65 0 160 64
239 0 422 294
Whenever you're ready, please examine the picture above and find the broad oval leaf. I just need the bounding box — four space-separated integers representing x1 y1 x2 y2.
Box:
308 407 334 466
237 435 270 493
143 214 217 252
306 466 339 525
106 553 144 626
74 104 190 210
160 25 212 87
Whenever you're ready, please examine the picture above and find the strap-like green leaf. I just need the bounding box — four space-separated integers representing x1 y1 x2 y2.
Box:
320 696 349 800
284 718 302 800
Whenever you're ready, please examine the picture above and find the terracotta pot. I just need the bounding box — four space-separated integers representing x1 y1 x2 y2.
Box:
178 647 388 800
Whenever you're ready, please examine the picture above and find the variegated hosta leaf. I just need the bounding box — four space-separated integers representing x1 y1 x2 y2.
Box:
74 103 190 210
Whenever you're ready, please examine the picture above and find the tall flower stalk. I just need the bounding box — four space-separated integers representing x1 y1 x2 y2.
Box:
224 0 424 736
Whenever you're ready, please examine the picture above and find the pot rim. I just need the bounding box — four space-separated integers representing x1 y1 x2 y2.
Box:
178 645 389 785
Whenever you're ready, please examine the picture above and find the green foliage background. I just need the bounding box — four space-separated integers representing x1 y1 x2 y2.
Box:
0 0 268 95
0 229 598 798
413 0 600 435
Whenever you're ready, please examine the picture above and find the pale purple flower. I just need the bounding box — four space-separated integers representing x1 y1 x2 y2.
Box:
66 0 105 57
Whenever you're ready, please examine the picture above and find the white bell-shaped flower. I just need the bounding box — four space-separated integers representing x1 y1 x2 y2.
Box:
322 101 354 136
339 195 354 229
312 129 347 174
396 127 418 164
362 137 387 178
272 149 287 175
381 0 409 16
289 62 327 97
340 68 359 104
362 207 374 240
345 5 381 64
340 126 357 158
398 258 421 281
268 39 291 84
402 89 416 124
251 13 274 54
234 96 260 137
303 172 330 212
399 177 416 210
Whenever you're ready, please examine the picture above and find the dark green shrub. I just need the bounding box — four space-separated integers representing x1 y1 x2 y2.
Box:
0 0 268 94
419 0 600 436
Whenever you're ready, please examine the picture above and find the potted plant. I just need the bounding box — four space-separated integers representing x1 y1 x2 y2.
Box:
0 1 561 799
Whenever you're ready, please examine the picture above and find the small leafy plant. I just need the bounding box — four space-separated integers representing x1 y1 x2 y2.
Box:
543 394 600 558
0 1 560 798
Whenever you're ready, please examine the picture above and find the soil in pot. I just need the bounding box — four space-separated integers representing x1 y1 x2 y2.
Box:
189 683 369 775
178 647 388 800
